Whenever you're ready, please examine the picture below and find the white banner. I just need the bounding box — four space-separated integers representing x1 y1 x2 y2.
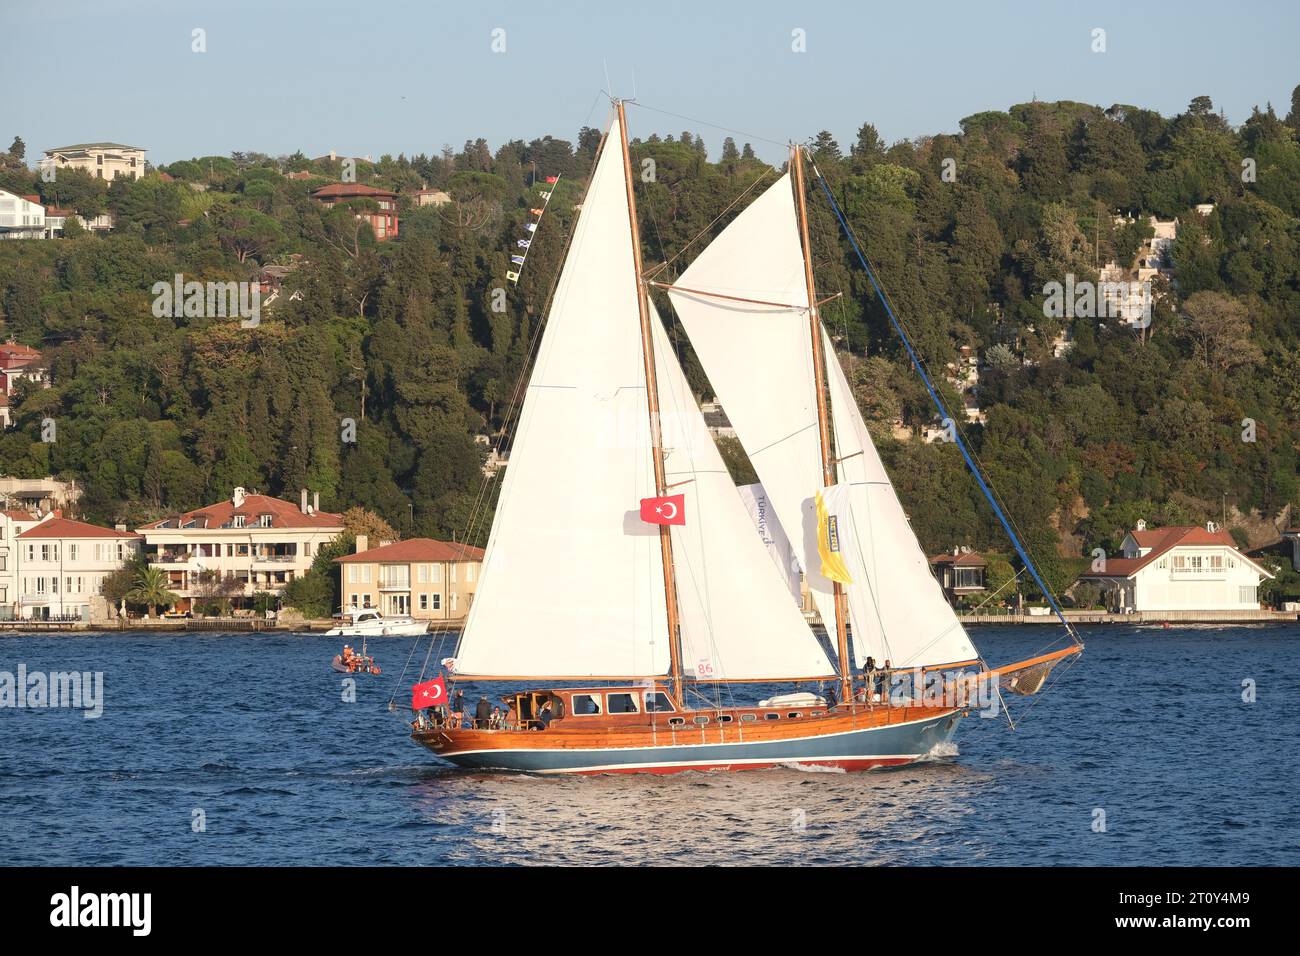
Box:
738 483 802 607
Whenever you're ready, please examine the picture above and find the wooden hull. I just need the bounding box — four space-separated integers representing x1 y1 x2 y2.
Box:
412 704 963 775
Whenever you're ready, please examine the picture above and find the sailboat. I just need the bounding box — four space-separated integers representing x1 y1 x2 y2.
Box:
410 102 1081 774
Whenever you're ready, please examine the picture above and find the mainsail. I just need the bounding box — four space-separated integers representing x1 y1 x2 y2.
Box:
667 174 842 639
453 115 669 679
651 304 837 681
670 173 979 673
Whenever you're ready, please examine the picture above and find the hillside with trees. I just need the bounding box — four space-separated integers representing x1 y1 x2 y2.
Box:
2 89 1298 603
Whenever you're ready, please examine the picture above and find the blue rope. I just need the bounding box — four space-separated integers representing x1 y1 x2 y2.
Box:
810 162 1070 628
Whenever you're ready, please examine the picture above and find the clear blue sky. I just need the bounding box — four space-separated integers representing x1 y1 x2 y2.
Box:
2 0 1297 166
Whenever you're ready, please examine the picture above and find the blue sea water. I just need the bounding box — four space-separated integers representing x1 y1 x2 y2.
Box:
1 624 1296 866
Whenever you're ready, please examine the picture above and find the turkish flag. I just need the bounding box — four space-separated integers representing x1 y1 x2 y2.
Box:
412 676 447 710
545 175 559 183
641 494 686 526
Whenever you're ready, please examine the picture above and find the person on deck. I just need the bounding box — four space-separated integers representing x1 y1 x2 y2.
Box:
453 689 465 715
475 697 491 729
537 700 555 730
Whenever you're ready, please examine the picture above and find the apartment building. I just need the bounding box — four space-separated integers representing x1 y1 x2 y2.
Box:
136 487 343 612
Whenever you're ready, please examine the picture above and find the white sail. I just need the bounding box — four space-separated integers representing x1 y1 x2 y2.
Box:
823 328 980 670
452 114 670 679
667 174 841 641
651 305 837 681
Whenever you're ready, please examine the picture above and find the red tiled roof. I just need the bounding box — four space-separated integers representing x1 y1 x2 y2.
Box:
1080 525 1251 578
2 509 38 521
335 537 485 563
19 517 139 539
930 552 987 567
0 341 41 359
139 493 344 531
310 183 398 200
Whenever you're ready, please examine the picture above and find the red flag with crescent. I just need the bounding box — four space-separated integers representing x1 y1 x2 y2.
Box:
640 494 685 526
412 676 447 710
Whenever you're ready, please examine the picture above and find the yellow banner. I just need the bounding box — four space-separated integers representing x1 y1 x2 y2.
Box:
816 487 853 585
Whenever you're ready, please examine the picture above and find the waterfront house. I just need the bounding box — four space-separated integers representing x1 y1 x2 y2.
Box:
13 516 139 620
0 509 52 618
930 549 988 605
0 190 46 240
1076 520 1273 613
137 487 343 613
334 536 484 621
40 142 146 182
309 183 399 240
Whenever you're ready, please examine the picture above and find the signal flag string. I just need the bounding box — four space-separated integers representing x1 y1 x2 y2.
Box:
507 174 561 284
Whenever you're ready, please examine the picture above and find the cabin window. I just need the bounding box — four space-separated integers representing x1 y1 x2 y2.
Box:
644 692 674 713
692 716 710 726
787 712 803 719
764 713 780 720
668 717 685 726
606 693 638 714
571 694 602 716
717 714 733 723
740 714 757 723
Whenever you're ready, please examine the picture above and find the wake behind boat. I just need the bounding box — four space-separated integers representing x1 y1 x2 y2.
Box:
403 101 1081 776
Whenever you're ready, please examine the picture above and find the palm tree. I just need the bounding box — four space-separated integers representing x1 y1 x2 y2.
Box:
126 566 180 619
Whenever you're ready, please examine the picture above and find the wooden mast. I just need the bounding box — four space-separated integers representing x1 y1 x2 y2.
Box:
617 99 685 704
792 144 852 706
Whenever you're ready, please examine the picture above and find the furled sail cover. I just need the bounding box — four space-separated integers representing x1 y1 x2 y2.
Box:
668 174 840 644
651 304 837 681
453 114 669 678
822 328 979 670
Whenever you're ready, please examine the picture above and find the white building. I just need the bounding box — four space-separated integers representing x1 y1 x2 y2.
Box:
1078 520 1273 613
0 190 46 240
12 516 139 620
40 142 146 182
0 509 52 618
136 487 343 612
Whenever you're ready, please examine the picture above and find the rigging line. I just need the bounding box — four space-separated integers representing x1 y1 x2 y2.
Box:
643 168 776 280
969 565 1029 613
625 100 790 151
810 158 1078 642
386 633 426 707
807 173 1045 577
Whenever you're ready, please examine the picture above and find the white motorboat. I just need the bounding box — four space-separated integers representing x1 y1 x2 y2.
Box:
325 607 428 638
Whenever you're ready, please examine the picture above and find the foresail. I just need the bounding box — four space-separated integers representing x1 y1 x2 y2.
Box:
452 114 670 679
822 328 980 670
651 304 837 681
667 173 841 643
